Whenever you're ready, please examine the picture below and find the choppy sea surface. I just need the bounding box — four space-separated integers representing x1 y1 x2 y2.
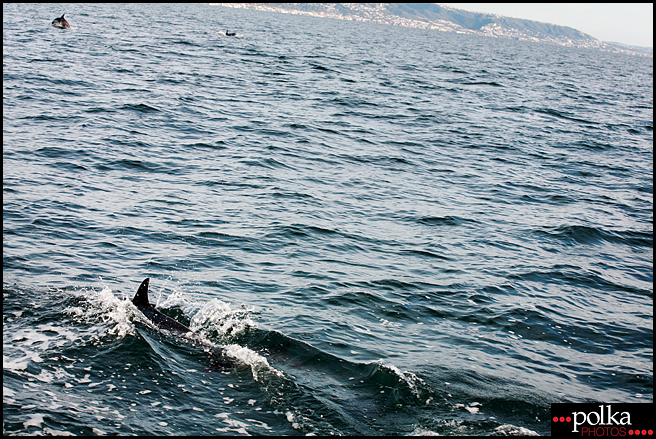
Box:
3 3 653 436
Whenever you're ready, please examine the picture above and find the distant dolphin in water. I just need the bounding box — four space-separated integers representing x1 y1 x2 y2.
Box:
52 14 71 29
132 278 192 334
225 30 236 37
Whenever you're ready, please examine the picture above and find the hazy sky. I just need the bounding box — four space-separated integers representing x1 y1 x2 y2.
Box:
440 3 653 47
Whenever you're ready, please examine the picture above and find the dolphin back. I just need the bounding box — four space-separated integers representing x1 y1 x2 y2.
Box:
131 277 192 334
137 305 192 334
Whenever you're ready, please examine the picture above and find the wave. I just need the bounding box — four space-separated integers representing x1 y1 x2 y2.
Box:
535 107 598 124
533 224 652 247
119 103 160 113
416 215 477 226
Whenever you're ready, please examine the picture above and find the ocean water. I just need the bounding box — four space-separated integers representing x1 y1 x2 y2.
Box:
3 3 653 436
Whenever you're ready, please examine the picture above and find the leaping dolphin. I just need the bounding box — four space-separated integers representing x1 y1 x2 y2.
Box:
52 14 71 29
132 278 192 334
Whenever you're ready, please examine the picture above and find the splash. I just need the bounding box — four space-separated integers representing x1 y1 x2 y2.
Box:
223 344 283 382
190 298 254 341
370 359 429 403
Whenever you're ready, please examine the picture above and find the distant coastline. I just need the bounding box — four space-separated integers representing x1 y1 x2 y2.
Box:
210 3 653 57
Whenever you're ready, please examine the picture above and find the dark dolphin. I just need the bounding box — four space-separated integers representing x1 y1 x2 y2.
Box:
132 278 192 334
52 14 71 29
225 30 236 37
130 278 238 368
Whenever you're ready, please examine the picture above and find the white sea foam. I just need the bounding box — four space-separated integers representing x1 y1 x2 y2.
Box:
223 344 283 382
191 298 254 340
494 424 539 435
23 414 44 429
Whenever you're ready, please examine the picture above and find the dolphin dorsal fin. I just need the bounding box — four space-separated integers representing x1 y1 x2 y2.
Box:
60 14 66 19
132 278 152 307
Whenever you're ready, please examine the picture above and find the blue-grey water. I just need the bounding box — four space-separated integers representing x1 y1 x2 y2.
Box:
3 3 653 436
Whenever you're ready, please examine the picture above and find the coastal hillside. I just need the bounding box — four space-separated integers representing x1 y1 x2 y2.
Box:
213 3 652 56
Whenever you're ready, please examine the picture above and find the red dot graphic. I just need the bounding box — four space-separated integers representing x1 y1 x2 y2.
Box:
566 417 571 422
560 416 565 422
553 417 558 422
